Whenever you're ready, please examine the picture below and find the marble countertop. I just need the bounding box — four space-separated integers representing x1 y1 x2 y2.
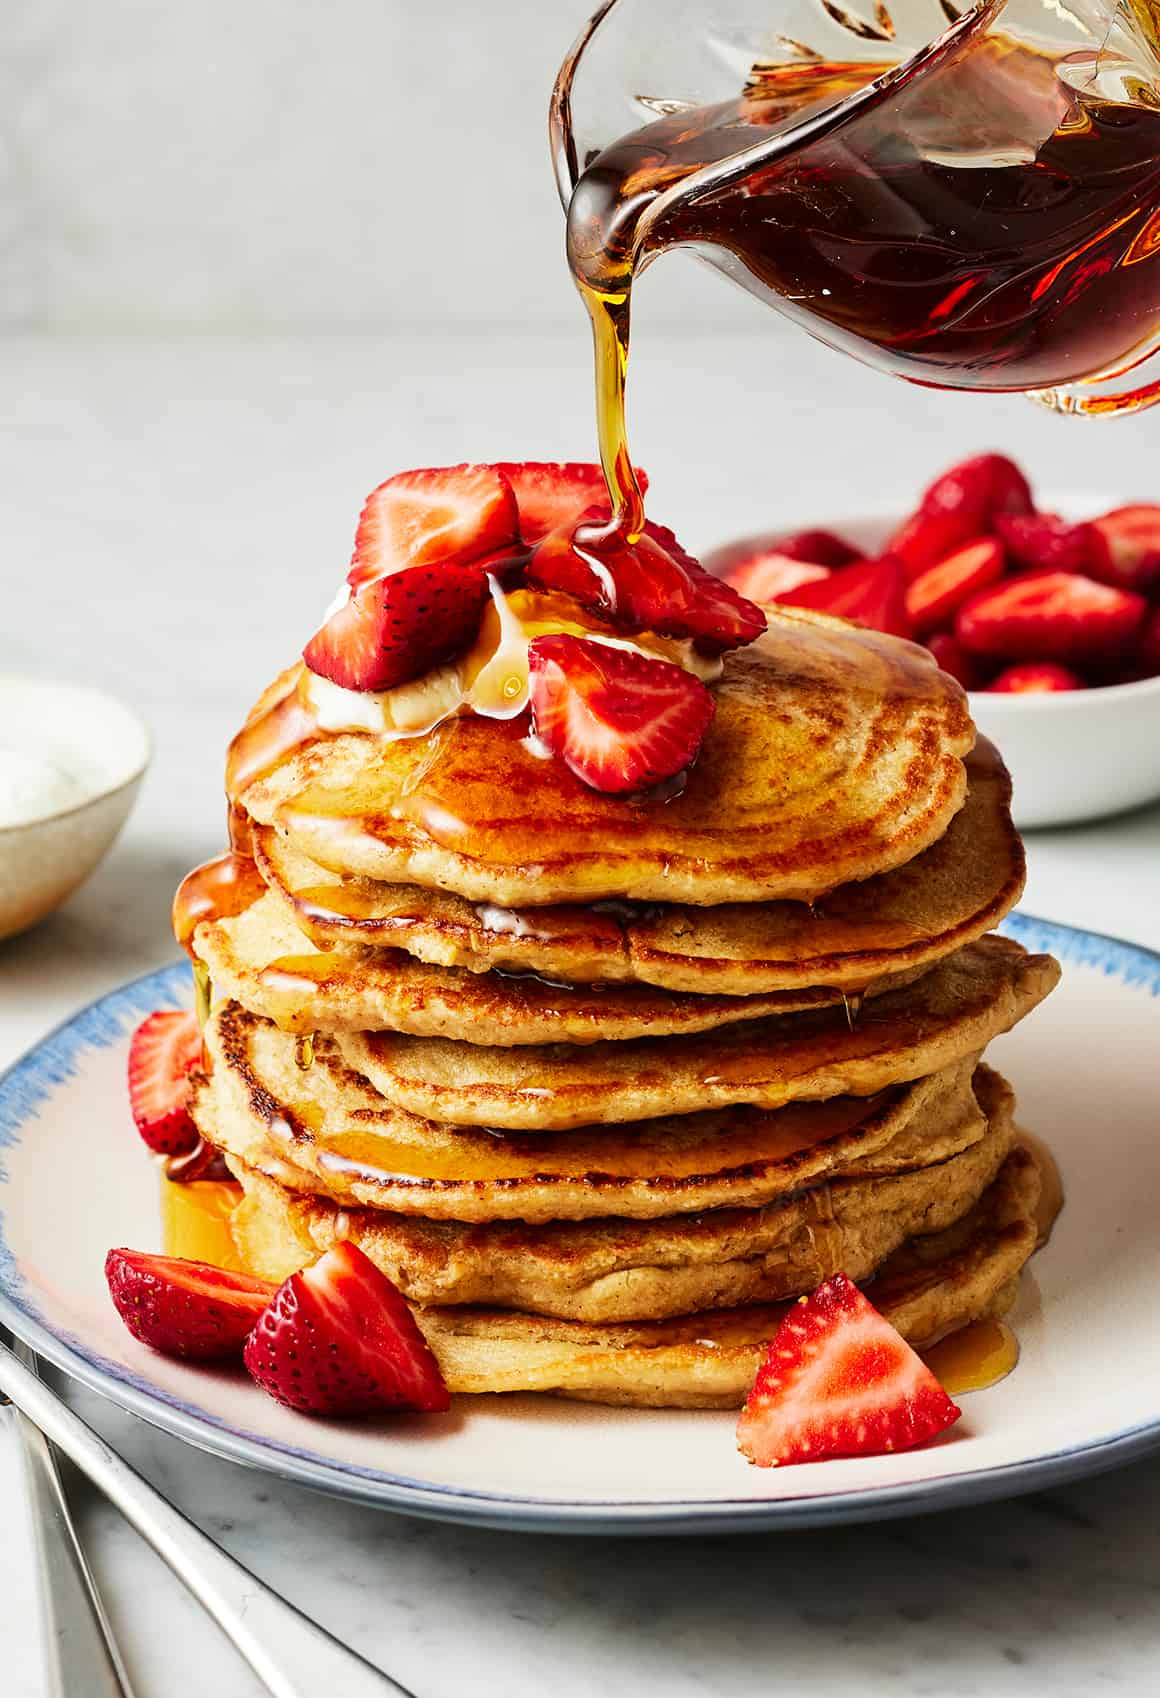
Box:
2 331 1159 1696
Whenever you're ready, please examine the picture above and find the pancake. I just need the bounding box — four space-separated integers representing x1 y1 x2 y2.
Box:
239 610 974 907
416 1143 1045 1405
253 740 1022 995
226 1065 1015 1322
195 1002 985 1221
192 890 922 1042
337 934 1059 1128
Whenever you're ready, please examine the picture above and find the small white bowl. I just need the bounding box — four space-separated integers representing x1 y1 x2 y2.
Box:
707 507 1160 831
0 676 151 941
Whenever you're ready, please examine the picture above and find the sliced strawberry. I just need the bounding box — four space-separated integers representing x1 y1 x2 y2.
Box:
127 1011 201 1156
243 1242 450 1416
736 1272 961 1468
888 452 1033 575
706 527 861 581
527 633 714 795
347 464 519 587
764 528 862 568
886 508 984 580
304 560 490 691
957 571 1146 665
905 537 1005 635
105 1249 275 1360
1088 504 1160 594
776 555 911 638
526 512 765 655
1137 605 1160 677
994 512 1095 575
926 633 986 690
724 552 831 605
491 462 647 545
989 661 1085 693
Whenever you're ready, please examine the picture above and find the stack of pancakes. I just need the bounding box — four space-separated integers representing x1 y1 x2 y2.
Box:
188 609 1060 1406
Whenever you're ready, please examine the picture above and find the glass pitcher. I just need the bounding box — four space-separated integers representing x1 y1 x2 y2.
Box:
551 0 1160 415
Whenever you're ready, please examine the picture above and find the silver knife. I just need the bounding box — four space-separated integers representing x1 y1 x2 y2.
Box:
0 1337 418 1698
10 1342 138 1697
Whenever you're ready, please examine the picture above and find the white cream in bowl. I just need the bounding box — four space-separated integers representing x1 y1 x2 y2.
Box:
0 676 151 940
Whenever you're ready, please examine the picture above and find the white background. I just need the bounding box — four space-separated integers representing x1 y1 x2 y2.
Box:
2 2 1160 1694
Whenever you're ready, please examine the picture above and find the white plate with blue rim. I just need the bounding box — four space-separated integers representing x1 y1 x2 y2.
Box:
1 912 1158 1535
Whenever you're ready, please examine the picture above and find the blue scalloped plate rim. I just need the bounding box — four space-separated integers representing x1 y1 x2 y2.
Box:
1 911 1158 1536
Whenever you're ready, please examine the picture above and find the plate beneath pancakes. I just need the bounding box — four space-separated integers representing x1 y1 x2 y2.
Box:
1 912 1157 1535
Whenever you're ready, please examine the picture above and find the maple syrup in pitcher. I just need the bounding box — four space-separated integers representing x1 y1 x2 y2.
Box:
564 3 1160 534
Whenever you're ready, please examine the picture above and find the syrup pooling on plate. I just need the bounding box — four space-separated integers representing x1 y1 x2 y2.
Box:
922 1318 1019 1395
160 1174 244 1269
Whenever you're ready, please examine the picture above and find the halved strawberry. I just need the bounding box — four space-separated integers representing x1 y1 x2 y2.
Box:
492 462 648 545
989 661 1085 693
776 555 910 638
887 452 1033 575
736 1272 961 1467
905 537 1005 635
304 560 490 691
1088 504 1160 594
925 633 986 691
243 1242 450 1416
347 464 519 587
127 1011 202 1156
526 512 765 654
994 512 1095 575
527 633 714 795
725 553 831 605
956 571 1146 665
105 1249 276 1360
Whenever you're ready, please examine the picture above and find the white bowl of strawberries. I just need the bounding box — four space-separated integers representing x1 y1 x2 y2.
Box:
708 454 1160 829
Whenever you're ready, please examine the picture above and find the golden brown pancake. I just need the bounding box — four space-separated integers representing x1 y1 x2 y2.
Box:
191 891 921 1042
252 740 1022 994
226 1066 1014 1322
416 1144 1045 1406
195 1002 988 1221
239 610 974 906
337 935 1059 1128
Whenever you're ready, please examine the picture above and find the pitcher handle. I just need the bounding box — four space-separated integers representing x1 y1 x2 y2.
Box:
1029 336 1160 417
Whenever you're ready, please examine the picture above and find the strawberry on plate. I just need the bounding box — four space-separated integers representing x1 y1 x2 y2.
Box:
887 452 1033 575
105 1249 276 1360
994 512 1095 576
347 464 519 587
736 1272 961 1468
526 512 765 655
989 661 1085 694
304 560 490 691
905 537 1005 634
956 570 1146 666
776 555 911 638
128 1011 202 1156
493 462 648 545
725 553 831 605
243 1242 450 1416
528 633 715 795
1088 504 1160 594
